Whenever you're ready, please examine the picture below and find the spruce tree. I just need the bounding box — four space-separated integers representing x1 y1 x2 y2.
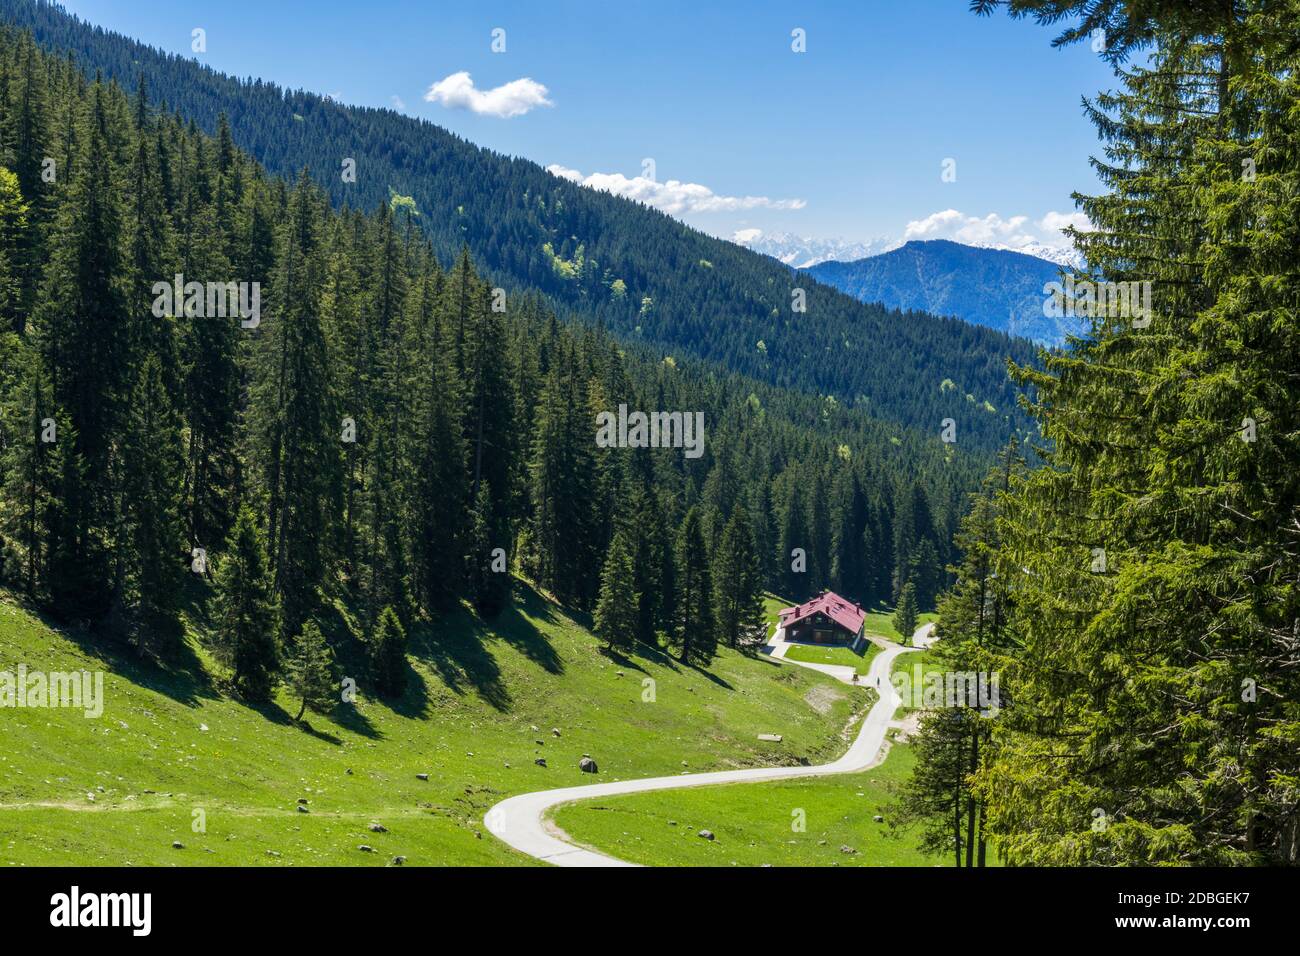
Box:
974 2 1300 865
249 172 340 637
119 351 186 653
897 444 1022 866
286 621 336 722
33 79 131 620
0 343 50 595
712 505 764 648
893 583 918 644
369 605 408 698
672 507 716 665
214 507 279 703
466 479 510 617
593 529 638 651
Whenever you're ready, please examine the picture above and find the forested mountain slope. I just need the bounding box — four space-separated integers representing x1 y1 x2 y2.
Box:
0 0 1037 453
0 23 968 687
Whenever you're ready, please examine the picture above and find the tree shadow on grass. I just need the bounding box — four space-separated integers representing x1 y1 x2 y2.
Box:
473 584 562 676
597 646 648 676
294 716 344 746
329 700 383 740
682 659 734 690
408 614 511 713
16 599 220 711
384 662 432 720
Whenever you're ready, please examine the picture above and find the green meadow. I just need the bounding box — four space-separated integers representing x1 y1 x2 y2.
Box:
550 740 942 867
0 586 862 866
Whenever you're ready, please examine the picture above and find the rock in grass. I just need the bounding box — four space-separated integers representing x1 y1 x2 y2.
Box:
534 757 547 767
551 728 561 737
369 823 387 833
698 830 715 841
391 856 406 866
171 841 184 849
297 797 309 805
873 815 884 823
416 773 429 781
358 845 375 853
297 805 309 814
840 845 858 855
758 733 783 742
579 757 598 773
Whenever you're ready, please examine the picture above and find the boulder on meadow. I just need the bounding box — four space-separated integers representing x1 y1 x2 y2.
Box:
579 757 598 773
698 830 715 841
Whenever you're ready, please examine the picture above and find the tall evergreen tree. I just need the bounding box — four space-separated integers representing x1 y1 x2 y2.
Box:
249 172 339 637
118 350 185 653
893 583 918 643
369 605 408 698
712 505 764 648
672 506 716 664
974 1 1300 865
214 507 280 703
286 620 336 722
593 529 638 651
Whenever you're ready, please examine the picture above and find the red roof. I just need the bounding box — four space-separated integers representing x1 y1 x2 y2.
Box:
779 591 866 635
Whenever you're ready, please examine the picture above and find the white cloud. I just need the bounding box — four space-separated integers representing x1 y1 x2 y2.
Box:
1037 210 1091 240
391 94 407 111
546 165 806 216
903 208 1091 256
424 71 552 118
732 227 764 243
903 209 1036 248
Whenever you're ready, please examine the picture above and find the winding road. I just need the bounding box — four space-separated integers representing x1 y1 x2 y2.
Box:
483 625 928 866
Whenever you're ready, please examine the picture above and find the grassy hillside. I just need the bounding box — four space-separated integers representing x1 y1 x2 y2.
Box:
550 741 942 866
0 586 862 866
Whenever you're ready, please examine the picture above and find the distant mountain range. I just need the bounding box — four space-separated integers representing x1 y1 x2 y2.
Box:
732 230 1084 271
804 240 1086 346
730 230 898 269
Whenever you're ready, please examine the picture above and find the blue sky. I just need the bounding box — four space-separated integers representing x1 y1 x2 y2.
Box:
62 0 1115 253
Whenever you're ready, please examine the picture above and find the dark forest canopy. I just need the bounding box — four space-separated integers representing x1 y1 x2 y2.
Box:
0 24 968 678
